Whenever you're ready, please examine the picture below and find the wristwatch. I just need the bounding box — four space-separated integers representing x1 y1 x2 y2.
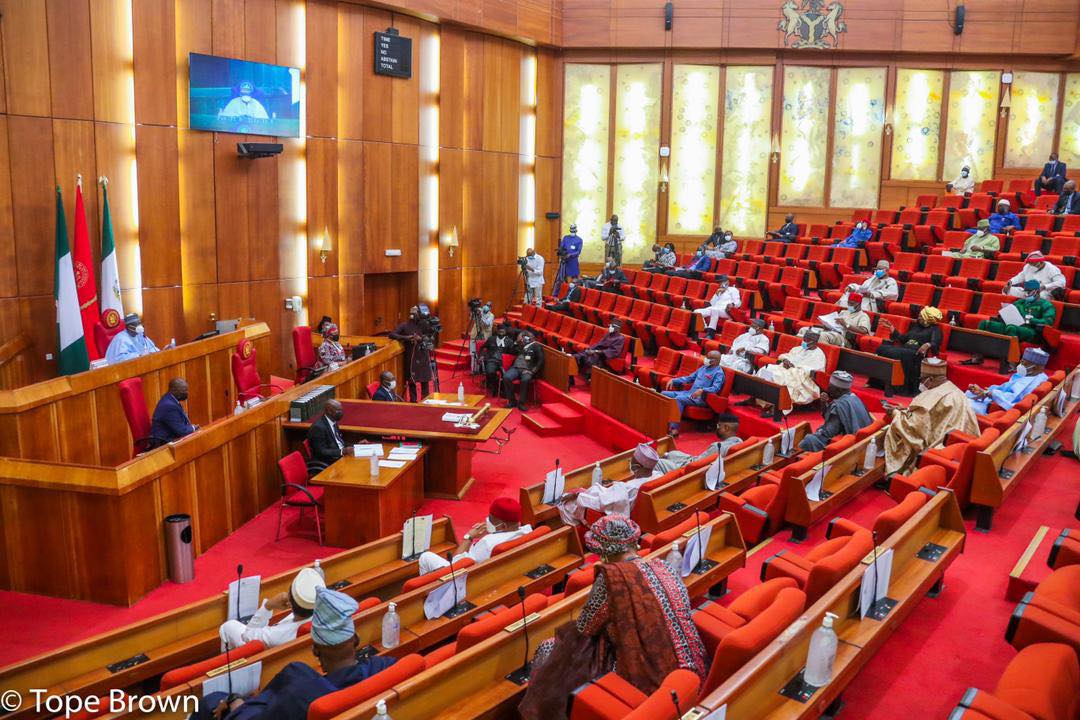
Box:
463 533 472 541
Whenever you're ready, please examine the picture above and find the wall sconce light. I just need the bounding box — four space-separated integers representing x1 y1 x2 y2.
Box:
770 135 781 165
999 85 1012 118
659 161 669 193
884 123 893 136
447 226 460 258
314 227 332 264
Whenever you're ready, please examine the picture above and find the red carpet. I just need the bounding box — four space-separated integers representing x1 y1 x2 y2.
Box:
0 362 1077 720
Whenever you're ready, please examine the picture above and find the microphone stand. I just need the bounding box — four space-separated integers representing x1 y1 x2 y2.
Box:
866 529 897 620
402 510 420 562
235 564 244 623
443 551 475 618
690 510 718 575
545 458 561 505
670 690 683 719
505 586 533 685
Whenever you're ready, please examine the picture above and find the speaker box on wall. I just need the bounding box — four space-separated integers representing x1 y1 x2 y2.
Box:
954 5 965 35
664 2 673 31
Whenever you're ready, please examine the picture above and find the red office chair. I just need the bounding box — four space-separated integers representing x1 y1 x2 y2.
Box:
232 338 292 403
94 308 124 357
276 451 324 545
118 377 153 456
292 326 319 384
366 381 381 399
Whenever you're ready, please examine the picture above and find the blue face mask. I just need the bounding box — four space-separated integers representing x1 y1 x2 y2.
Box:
802 341 812 350
874 269 886 278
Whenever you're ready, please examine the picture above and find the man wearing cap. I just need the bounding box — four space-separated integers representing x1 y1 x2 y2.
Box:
558 224 583 281
105 312 160 364
797 292 870 348
1006 252 1066 301
845 260 898 313
556 443 664 525
694 275 741 339
946 165 975 195
882 358 978 475
966 347 1051 415
315 322 345 372
977 280 1056 343
572 320 625 382
418 498 532 574
832 220 872 249
754 330 827 412
720 319 770 374
798 371 873 452
662 351 725 434
948 219 999 258
198 587 395 720
219 567 325 651
653 414 743 475
985 200 1020 235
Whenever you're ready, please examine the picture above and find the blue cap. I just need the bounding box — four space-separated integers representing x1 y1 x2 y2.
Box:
311 587 358 646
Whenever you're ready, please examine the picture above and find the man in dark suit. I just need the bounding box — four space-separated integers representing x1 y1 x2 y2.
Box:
482 323 518 394
1035 153 1067 196
1053 180 1080 215
502 332 544 409
371 371 402 402
148 378 198 448
307 399 346 471
767 213 798 242
544 278 582 312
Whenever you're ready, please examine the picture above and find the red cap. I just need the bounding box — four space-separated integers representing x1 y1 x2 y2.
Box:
1025 251 1045 264
848 292 863 303
489 497 521 523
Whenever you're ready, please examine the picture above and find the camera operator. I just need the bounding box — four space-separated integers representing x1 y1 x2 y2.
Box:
522 248 545 306
601 214 623 265
502 331 544 410
388 305 437 402
481 323 518 394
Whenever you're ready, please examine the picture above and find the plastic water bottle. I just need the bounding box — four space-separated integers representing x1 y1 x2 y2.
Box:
369 453 380 477
313 559 325 580
862 437 878 472
666 541 683 572
1071 372 1080 400
591 462 602 485
457 382 465 404
761 440 776 466
372 699 392 720
949 315 957 326
804 612 839 687
381 602 400 649
233 401 244 416
1032 407 1048 439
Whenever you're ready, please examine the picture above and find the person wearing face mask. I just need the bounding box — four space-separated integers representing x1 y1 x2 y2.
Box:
976 279 1056 345
595 258 628 290
679 239 720 275
388 306 434 402
417 498 532 573
218 80 269 120
832 221 872 249
753 330 827 414
877 306 943 395
718 230 737 255
767 213 798 242
1052 180 1080 214
881 358 978 476
371 371 402 402
719 318 770 373
662 351 726 435
572 320 626 383
481 323 518 394
315 322 346 372
475 302 495 341
947 218 999 258
555 443 662 525
523 248 546 306
797 293 870 348
502 332 544 409
646 242 677 271
1035 152 1067 196
653 414 742 475
694 275 741 339
981 199 1020 235
545 278 582 312
105 312 160 365
306 399 347 470
558 224 583 281
798 371 872 452
946 165 975 195
147 378 198 449
1006 251 1066 301
844 260 898 313
966 347 1050 415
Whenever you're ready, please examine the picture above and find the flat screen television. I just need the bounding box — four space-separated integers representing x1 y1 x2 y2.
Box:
188 53 301 138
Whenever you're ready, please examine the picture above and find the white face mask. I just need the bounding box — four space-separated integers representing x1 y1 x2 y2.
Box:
608 326 617 333
485 518 498 534
976 230 985 237
135 325 145 335
1015 365 1028 378
387 380 396 390
918 382 929 394
749 327 760 335
961 170 969 177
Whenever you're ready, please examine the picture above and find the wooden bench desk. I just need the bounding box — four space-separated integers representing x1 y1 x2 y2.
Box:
591 369 679 439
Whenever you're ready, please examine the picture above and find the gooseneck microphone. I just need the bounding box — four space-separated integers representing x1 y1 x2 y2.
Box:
235 564 244 622
445 551 459 611
670 689 682 717
506 586 532 684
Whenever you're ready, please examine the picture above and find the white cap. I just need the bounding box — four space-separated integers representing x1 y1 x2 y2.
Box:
290 567 326 610
388 601 397 611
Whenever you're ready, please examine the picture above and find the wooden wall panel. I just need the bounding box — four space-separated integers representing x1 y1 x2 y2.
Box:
0 0 52 117
306 0 338 138
306 137 339 277
47 0 96 121
133 0 179 126
244 0 278 63
136 125 182 288
177 129 218 286
9 116 56 298
338 2 366 142
0 117 15 298
337 139 364 275
52 121 100 267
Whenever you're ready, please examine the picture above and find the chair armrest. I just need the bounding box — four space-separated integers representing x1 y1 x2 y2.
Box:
946 430 977 445
960 689 1034 720
825 517 864 540
282 482 321 504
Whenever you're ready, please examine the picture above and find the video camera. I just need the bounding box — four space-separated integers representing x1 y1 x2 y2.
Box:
415 303 442 349
516 256 529 269
467 297 484 311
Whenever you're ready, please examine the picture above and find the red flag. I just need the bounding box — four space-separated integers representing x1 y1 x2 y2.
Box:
71 177 101 359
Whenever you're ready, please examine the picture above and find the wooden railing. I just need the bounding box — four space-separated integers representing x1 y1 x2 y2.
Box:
0 334 33 390
591 369 679 439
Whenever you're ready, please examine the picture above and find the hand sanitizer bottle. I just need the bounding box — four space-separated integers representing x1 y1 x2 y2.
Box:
862 437 878 472
381 602 400 649
804 612 839 687
369 452 380 477
768 320 776 333
591 462 602 485
761 440 776 466
313 559 325 580
233 401 244 416
1032 407 1048 439
373 699 392 720
666 541 683 572
457 382 465 404
1071 371 1080 400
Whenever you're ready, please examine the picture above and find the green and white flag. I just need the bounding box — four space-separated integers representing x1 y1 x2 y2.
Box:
99 178 123 317
54 187 90 375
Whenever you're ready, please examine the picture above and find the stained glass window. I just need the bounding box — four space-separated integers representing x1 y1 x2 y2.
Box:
561 64 611 264
719 66 773 236
612 64 662 262
943 70 999 182
830 67 886 208
668 65 719 235
779 66 830 206
1061 74 1080 167
890 69 944 181
1005 72 1060 168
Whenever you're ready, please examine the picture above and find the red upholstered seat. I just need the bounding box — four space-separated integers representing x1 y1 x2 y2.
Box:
160 640 266 689
424 593 550 667
694 579 807 694
401 558 475 593
828 489 928 543
639 511 710 551
292 326 318 383
492 525 552 556
232 338 292 403
914 194 938 208
888 465 948 504
855 415 888 440
118 377 152 456
952 643 1080 720
654 308 693 350
93 308 124 357
276 451 323 545
917 427 1000 508
570 668 701 720
911 255 957 284
307 654 427 720
939 194 964 209
1007 565 1080 659
1049 530 1080 570
761 527 873 604
718 475 786 546
638 347 682 388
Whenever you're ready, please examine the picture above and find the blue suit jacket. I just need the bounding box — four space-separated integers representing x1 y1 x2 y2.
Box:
1042 160 1067 180
148 393 194 445
372 386 399 402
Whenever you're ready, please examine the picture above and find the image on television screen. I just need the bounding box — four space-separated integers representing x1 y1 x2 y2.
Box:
189 52 301 138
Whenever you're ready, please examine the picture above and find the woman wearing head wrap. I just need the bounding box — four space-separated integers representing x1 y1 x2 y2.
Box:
875 306 944 395
316 322 346 371
519 515 706 720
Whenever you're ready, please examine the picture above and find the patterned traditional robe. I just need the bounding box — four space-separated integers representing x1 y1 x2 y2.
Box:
884 380 979 475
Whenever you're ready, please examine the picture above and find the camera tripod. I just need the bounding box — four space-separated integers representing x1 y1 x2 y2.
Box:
551 254 569 289
504 265 530 315
450 306 486 382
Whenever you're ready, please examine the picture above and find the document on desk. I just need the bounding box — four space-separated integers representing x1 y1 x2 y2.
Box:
441 412 471 423
424 575 468 620
227 575 261 621
202 661 262 698
816 312 843 332
379 459 407 469
805 463 830 502
388 447 420 460
353 443 384 457
859 548 894 619
998 303 1025 327
681 524 714 578
402 514 434 558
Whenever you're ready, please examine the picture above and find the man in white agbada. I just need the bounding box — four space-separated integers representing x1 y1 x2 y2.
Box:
418 498 531 573
695 274 741 339
797 293 871 348
720 318 770 373
219 567 324 651
523 248 546 306
755 330 827 412
219 81 270 119
653 414 743 475
946 165 975 195
842 260 898 313
556 444 662 526
1006 251 1067 301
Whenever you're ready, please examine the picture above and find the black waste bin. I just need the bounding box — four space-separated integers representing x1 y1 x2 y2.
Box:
164 514 195 583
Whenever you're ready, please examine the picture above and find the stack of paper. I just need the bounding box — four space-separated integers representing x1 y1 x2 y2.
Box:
442 412 471 423
353 443 384 457
388 446 420 461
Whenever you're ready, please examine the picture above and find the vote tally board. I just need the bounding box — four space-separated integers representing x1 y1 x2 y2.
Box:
374 30 412 79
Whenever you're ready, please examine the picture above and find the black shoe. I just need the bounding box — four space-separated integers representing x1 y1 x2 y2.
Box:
505 401 519 409
960 355 984 366
735 397 756 406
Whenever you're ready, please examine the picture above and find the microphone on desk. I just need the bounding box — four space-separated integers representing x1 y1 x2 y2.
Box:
670 689 683 718
506 586 532 685
235 564 244 622
445 551 459 613
546 458 561 504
